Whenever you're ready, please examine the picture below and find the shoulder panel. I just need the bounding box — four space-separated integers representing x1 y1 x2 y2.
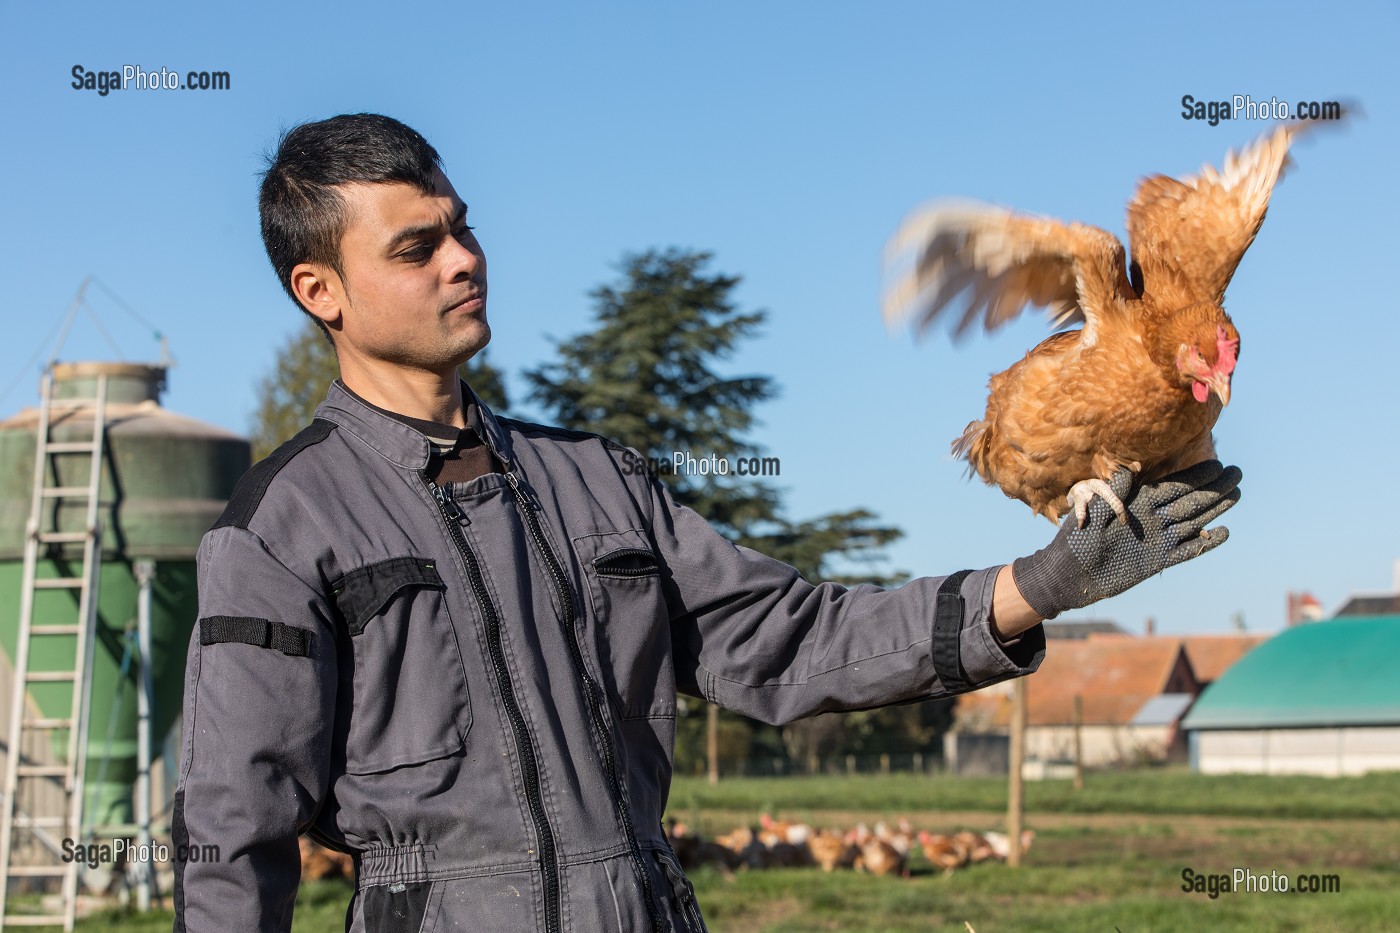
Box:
497 416 630 453
211 419 338 530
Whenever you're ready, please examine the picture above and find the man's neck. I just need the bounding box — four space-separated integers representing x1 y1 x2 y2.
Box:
336 358 466 429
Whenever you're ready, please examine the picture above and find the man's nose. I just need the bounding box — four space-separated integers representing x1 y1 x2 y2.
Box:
443 233 482 281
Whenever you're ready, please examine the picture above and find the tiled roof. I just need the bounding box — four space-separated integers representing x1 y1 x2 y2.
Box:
958 638 1196 728
1175 635 1267 683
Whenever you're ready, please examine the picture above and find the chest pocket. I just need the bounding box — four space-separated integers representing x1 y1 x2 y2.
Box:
574 530 676 720
331 556 472 773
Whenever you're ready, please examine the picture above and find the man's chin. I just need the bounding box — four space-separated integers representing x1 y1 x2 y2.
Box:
451 321 492 367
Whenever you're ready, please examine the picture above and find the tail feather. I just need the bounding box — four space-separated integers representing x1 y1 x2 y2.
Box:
952 419 990 481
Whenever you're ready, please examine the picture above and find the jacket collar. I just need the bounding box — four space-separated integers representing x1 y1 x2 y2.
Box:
314 378 515 472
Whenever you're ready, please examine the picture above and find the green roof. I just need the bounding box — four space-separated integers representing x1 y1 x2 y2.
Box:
1182 615 1400 730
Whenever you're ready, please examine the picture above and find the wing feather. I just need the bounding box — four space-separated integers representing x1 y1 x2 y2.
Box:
1126 115 1345 306
881 201 1132 344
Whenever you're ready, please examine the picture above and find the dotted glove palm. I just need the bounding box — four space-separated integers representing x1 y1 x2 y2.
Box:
1012 460 1243 620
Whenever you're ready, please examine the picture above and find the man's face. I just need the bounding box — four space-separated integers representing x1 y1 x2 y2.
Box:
309 168 489 374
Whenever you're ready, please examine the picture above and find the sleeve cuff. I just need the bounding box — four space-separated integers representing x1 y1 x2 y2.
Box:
956 565 1046 686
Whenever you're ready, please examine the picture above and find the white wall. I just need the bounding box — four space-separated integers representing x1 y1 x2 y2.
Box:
1194 726 1400 776
1026 724 1176 767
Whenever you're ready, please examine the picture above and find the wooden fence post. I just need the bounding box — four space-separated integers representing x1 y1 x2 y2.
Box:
1008 678 1026 867
707 702 719 785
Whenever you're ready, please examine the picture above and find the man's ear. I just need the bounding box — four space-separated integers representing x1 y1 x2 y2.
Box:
291 263 346 329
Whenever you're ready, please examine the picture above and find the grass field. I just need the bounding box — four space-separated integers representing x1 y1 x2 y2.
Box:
69 769 1400 931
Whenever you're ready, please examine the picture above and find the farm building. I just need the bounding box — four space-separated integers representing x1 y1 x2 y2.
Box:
1176 634 1268 685
1334 593 1400 617
1182 614 1400 776
950 630 1265 771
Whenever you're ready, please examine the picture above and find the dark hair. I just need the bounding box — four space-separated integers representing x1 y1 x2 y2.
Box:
258 113 442 335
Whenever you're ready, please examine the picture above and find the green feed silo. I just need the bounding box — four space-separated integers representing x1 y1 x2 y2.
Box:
0 362 250 831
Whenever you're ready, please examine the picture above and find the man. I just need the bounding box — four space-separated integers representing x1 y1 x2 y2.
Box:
174 113 1241 932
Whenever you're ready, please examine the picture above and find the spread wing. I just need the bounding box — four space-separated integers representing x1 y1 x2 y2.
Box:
881 201 1134 345
1126 116 1343 307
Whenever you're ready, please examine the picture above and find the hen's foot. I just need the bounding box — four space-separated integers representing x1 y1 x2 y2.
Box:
1067 477 1127 528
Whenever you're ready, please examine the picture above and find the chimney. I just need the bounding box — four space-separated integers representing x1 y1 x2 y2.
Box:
1144 617 1156 638
1288 591 1324 625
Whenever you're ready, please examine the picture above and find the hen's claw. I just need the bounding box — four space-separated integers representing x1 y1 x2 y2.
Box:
1067 478 1127 528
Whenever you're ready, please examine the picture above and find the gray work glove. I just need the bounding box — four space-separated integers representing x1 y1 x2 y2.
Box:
1011 460 1242 620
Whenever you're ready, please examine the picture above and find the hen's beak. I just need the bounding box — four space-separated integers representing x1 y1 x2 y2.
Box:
1208 372 1231 407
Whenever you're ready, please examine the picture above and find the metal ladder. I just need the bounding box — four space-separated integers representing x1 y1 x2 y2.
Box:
0 369 109 930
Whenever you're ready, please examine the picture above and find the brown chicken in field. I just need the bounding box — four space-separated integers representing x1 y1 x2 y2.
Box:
917 830 970 873
882 119 1340 523
759 812 813 847
809 828 859 872
853 836 907 877
953 831 997 865
848 824 909 877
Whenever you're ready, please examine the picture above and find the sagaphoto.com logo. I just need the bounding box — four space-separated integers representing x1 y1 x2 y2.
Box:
1180 93 1343 126
71 64 231 97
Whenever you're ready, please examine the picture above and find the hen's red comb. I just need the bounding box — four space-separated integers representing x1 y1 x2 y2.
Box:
1216 326 1238 375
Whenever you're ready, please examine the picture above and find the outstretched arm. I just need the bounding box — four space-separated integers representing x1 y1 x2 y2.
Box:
642 462 1045 724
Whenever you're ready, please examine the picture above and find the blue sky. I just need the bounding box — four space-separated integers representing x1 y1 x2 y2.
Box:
2 1 1395 635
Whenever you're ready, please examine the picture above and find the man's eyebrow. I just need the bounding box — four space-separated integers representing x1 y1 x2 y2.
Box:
385 202 469 253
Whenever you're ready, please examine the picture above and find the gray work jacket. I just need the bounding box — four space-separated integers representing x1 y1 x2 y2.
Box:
173 380 1045 932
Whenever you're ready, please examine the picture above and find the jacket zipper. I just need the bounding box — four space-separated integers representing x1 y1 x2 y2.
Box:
428 478 562 933
594 547 662 579
505 471 664 933
655 845 708 933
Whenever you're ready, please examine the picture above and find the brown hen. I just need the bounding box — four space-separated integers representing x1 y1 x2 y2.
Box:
882 119 1340 523
808 828 859 872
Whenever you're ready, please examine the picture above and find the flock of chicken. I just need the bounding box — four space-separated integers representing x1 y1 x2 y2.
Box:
296 817 1033 882
666 815 1033 878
